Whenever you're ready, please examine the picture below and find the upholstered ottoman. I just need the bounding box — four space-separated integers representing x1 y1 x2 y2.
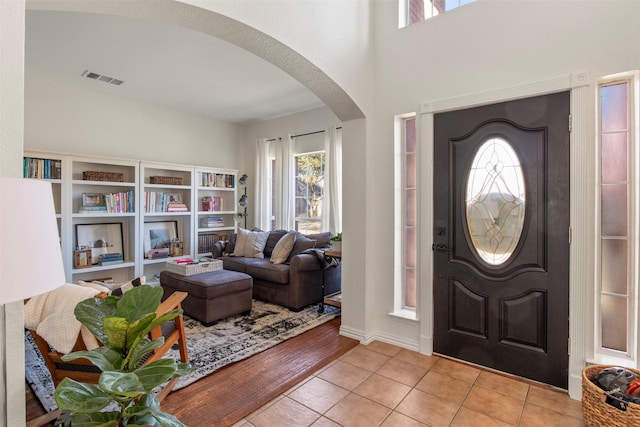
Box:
160 269 253 325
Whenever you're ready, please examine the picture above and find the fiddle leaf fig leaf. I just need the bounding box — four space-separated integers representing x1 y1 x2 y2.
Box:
54 378 112 413
61 345 123 372
99 371 145 398
103 316 128 352
115 286 162 322
74 296 118 344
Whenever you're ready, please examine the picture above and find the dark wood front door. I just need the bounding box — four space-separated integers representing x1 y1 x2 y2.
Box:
433 92 570 388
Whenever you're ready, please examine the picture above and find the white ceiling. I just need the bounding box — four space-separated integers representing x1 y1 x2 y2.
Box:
26 10 326 125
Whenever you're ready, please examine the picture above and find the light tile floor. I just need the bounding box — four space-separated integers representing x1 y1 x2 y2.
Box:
233 341 585 427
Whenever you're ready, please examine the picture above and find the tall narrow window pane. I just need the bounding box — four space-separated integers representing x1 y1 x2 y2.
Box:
602 132 628 182
270 159 276 230
601 295 628 351
404 118 417 309
295 152 325 234
599 79 632 355
601 239 628 295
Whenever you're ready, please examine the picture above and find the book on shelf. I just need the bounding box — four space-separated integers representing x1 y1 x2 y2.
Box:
99 253 123 260
100 259 124 266
148 248 170 259
145 192 188 213
200 172 235 188
23 157 62 180
167 203 188 212
205 217 225 227
98 253 124 266
79 206 108 213
201 196 223 211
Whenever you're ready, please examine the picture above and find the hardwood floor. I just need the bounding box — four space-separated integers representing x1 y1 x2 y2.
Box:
26 317 358 427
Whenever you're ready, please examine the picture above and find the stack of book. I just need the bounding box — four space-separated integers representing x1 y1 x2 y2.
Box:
79 205 107 214
205 217 225 228
148 248 170 259
99 253 124 266
167 203 188 212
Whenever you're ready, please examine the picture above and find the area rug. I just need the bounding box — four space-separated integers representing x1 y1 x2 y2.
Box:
25 300 340 412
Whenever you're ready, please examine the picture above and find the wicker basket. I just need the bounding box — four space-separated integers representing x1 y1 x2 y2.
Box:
582 364 640 426
150 176 183 185
83 171 124 182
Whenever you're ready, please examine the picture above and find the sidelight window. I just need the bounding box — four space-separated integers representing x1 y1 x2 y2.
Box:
597 74 638 361
394 114 418 318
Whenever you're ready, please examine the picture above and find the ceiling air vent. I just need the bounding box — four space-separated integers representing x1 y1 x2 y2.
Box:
81 70 124 86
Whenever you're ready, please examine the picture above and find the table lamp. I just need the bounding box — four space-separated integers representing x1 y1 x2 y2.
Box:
0 177 66 303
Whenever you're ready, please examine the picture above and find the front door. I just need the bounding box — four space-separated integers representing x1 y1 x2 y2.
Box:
433 92 570 388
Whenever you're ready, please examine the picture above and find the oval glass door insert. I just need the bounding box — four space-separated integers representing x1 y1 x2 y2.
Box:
466 137 526 265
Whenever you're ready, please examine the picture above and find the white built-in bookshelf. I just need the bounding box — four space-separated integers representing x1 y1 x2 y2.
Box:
24 151 237 285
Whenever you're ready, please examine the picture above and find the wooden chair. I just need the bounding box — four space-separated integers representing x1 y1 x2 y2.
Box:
26 291 189 427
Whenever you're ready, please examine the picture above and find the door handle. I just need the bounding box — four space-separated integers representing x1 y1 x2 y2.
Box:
432 243 453 252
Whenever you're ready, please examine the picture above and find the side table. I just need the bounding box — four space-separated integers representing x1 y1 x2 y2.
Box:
319 250 342 313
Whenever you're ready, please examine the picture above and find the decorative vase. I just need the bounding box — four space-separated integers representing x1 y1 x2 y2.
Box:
331 241 342 252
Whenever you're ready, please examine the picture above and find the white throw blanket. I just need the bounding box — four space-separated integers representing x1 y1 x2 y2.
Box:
24 283 102 354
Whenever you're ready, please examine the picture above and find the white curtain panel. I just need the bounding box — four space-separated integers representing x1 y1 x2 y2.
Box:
322 126 342 234
254 138 272 231
274 135 295 230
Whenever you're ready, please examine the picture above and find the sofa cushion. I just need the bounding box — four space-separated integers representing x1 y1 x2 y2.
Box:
287 235 317 262
222 256 266 273
233 228 269 258
270 231 296 264
246 260 290 284
305 232 332 249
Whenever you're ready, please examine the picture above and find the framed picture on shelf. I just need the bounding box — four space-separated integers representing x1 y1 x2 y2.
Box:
82 193 105 207
144 220 178 253
74 249 92 269
167 193 182 204
75 223 124 264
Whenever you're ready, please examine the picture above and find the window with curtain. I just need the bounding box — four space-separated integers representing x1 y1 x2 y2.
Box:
597 73 638 363
294 151 325 234
261 128 339 234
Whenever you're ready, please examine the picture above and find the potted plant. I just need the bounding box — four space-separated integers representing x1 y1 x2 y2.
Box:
329 232 342 252
54 285 193 427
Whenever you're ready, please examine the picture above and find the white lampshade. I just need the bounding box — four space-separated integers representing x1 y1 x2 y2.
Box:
0 177 66 304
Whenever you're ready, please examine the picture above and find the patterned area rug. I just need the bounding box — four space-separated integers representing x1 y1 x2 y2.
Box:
25 300 340 412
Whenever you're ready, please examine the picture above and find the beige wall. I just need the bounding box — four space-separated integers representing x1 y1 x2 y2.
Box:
0 0 27 424
26 69 244 169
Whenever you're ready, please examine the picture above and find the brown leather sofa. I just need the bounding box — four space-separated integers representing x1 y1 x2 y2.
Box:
211 229 341 311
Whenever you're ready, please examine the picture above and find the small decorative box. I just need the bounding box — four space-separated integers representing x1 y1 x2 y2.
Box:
83 171 124 182
150 176 183 185
165 259 223 276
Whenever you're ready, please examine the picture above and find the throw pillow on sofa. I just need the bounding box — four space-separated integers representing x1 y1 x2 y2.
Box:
286 235 317 262
270 231 297 264
233 228 269 258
